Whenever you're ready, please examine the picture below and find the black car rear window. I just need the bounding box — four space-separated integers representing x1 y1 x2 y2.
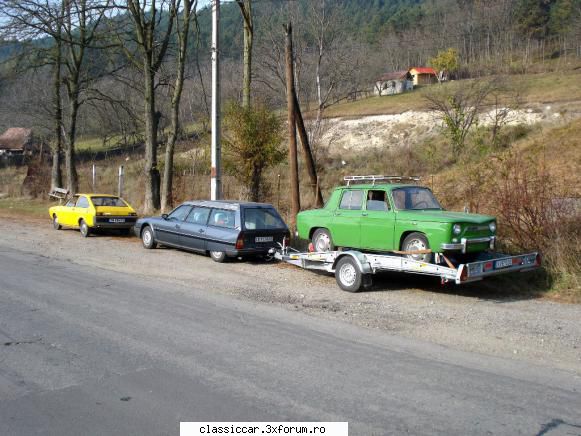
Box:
243 208 286 230
91 196 127 207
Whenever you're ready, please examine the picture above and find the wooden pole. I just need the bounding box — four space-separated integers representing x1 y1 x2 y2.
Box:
293 91 323 207
285 22 300 227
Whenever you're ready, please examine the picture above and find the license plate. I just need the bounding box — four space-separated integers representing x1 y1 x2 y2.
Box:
255 236 273 243
109 218 125 223
494 258 513 269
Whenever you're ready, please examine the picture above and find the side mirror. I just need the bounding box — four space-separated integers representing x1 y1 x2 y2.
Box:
162 213 168 220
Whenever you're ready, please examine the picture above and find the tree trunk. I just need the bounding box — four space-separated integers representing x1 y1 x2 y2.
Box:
285 22 300 228
250 164 261 202
51 34 63 191
65 83 79 194
315 0 325 124
161 106 178 212
143 65 160 213
161 1 194 212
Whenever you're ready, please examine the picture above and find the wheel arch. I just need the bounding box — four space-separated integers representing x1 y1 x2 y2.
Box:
309 226 333 240
332 251 372 275
399 230 430 250
140 222 155 238
308 227 320 240
78 217 95 228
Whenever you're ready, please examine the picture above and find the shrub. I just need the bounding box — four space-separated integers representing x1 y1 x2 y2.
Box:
490 151 580 295
223 102 285 202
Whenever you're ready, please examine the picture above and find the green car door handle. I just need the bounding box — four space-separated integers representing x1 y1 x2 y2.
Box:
335 212 341 216
362 212 368 216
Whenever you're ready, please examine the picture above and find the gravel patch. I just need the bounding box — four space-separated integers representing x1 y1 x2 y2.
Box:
1 214 580 374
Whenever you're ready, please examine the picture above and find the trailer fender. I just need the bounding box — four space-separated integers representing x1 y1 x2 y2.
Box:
332 251 373 275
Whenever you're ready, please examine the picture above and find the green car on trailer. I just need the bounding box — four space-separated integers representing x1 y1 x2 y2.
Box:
296 176 497 262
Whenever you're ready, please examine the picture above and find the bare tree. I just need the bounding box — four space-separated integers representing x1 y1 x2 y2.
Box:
114 0 177 213
161 0 197 212
425 80 495 155
60 0 111 194
307 0 344 126
0 0 66 190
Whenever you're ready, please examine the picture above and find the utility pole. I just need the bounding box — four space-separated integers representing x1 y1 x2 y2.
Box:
211 0 222 200
118 165 124 198
285 22 300 228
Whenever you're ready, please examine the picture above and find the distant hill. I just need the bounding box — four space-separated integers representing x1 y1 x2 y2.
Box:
194 0 425 58
1 0 575 64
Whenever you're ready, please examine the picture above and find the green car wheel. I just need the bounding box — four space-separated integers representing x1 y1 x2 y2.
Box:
402 232 431 263
312 228 334 252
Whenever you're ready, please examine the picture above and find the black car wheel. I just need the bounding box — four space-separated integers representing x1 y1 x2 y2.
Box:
79 219 90 238
312 228 335 252
53 215 61 230
141 226 157 249
402 232 432 263
209 251 227 263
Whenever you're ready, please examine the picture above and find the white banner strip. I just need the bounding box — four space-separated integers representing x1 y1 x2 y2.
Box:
181 422 348 436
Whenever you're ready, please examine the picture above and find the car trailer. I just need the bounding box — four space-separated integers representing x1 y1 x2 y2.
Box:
274 245 541 292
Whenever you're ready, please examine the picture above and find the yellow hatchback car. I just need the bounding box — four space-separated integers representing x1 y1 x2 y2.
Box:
49 194 138 237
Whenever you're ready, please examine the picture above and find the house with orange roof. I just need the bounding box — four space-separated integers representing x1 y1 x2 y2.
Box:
408 67 438 86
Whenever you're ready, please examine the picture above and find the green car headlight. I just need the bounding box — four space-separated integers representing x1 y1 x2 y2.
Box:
489 222 497 233
453 224 462 235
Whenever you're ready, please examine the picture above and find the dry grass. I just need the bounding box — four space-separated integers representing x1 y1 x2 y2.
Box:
323 69 581 118
0 197 49 219
433 119 581 301
0 166 28 197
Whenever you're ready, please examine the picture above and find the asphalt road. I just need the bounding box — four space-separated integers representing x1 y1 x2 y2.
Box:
1 247 580 436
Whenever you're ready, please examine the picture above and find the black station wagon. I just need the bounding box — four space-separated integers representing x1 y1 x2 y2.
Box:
134 200 290 262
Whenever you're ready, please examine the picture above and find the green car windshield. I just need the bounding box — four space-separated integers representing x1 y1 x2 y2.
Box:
391 187 442 210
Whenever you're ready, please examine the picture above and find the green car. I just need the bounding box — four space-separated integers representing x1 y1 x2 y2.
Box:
297 177 497 262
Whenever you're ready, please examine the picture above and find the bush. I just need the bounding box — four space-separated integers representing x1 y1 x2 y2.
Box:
490 151 580 296
223 102 285 202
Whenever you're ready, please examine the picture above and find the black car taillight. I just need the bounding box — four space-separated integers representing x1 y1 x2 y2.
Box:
236 233 245 250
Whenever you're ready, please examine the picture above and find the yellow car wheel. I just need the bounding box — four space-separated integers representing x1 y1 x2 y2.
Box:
52 215 61 230
79 219 90 238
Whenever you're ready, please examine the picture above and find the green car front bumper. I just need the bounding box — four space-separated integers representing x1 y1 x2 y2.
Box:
441 236 495 254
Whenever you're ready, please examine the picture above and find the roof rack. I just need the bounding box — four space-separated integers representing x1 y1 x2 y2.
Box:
343 175 421 186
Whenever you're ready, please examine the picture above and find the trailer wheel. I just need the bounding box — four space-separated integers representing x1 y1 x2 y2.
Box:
335 256 364 292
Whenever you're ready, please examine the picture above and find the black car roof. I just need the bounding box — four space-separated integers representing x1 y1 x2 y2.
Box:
181 200 276 210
